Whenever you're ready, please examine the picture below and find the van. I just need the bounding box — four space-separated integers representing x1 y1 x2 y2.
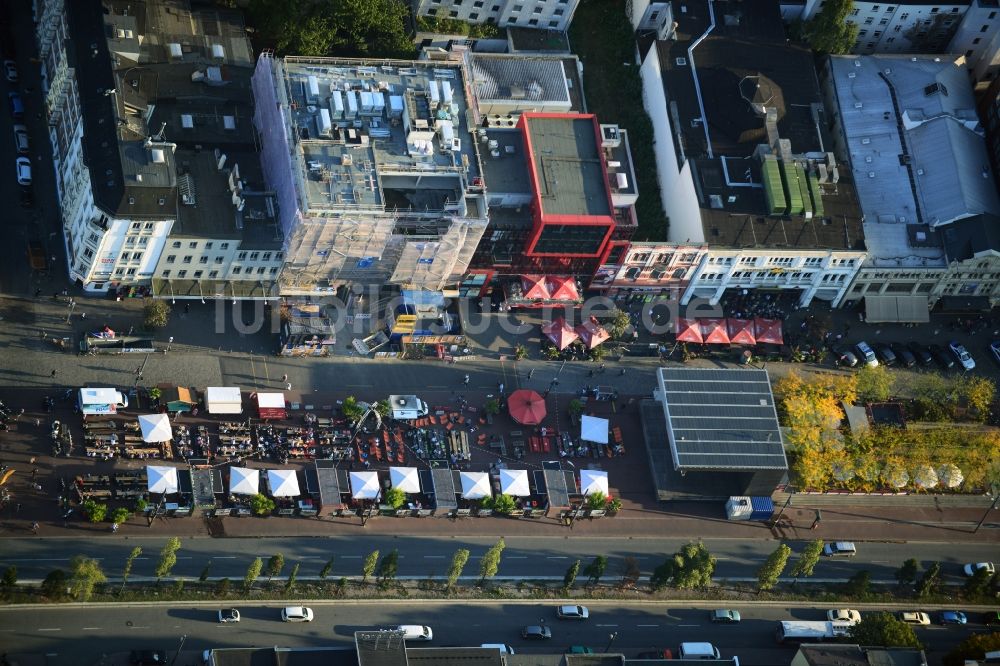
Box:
481 644 515 654
396 625 433 641
678 643 721 660
8 92 24 119
389 395 429 421
854 341 878 367
823 541 857 557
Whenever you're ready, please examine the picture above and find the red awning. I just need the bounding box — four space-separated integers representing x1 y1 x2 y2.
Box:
726 318 756 345
253 392 287 420
520 275 550 300
575 316 610 349
675 318 704 343
546 276 579 301
541 317 579 350
508 389 547 425
701 318 731 345
754 317 784 345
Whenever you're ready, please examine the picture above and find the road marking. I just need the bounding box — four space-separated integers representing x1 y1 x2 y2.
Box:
678 624 700 627
637 625 659 628
214 556 236 559
45 654 58 657
129 626 151 630
596 624 618 627
2 558 70 562
507 556 528 559
424 555 446 559
342 556 362 559
82 627 102 631
547 556 568 559
37 628 61 632
871 560 890 564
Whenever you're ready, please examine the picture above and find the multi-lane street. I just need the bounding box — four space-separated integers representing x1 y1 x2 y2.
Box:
1 535 996 583
0 601 989 666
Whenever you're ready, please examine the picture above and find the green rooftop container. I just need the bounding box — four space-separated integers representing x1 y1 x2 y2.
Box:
807 170 825 218
780 160 804 216
762 156 787 216
795 163 812 218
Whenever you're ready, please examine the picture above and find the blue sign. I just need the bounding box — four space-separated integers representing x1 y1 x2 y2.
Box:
317 250 330 257
356 257 375 268
417 258 434 265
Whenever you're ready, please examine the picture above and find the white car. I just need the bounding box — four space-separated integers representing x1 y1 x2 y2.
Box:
280 606 313 622
827 609 861 624
16 156 31 186
396 625 433 641
556 605 590 620
963 562 995 577
949 341 975 370
13 124 29 153
898 612 931 625
3 60 17 83
218 608 240 623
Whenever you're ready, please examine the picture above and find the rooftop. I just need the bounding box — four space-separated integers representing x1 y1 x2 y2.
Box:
470 54 571 108
656 367 787 471
941 213 1000 262
522 114 612 218
797 645 927 666
479 129 532 195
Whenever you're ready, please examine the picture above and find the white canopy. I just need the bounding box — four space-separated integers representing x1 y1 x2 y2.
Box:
267 469 300 497
256 392 285 408
580 469 609 497
460 471 491 499
390 467 420 493
499 468 531 497
138 413 173 443
350 471 381 500
938 463 964 488
146 465 179 494
205 386 242 414
229 467 259 495
581 415 609 444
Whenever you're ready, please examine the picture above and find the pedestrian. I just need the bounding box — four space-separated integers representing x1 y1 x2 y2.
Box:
528 368 535 379
34 288 42 298
599 363 606 373
30 468 37 480
463 374 470 386
61 289 68 297
285 382 292 390
588 369 594 377
34 418 40 427
498 382 504 395
620 368 626 376
50 369 57 378
29 457 36 465
80 312 86 320
281 373 288 382
111 523 119 533
31 522 39 534
39 329 46 339
15 503 21 513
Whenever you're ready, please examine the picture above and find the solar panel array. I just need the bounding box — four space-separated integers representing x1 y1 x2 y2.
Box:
657 368 787 471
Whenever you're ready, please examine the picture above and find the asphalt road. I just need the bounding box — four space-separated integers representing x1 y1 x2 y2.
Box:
0 601 988 666
1 535 996 584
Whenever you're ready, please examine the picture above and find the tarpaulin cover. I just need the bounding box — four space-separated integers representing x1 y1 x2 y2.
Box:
350 471 380 499
460 471 491 499
541 317 579 350
499 469 531 496
700 318 731 345
390 466 421 493
146 465 179 494
726 318 756 345
753 318 784 345
205 386 242 414
575 316 610 349
580 469 609 497
267 469 301 497
254 392 287 419
521 275 549 300
229 467 260 495
580 415 609 444
138 414 172 443
508 389 547 425
546 276 579 301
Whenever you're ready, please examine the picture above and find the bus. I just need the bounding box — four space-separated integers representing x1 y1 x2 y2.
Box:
775 620 852 645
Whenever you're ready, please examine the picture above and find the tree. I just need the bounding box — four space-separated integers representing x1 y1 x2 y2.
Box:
478 538 505 586
110 506 131 525
670 541 716 590
492 494 516 515
959 376 996 421
513 343 528 360
484 398 501 416
377 549 399 584
563 559 581 590
650 558 675 591
244 557 262 592
849 611 922 649
943 632 1000 666
608 309 632 339
584 555 608 585
373 400 390 418
567 399 584 419
362 550 380 583
963 566 994 599
120 546 142 593
285 563 300 592
586 492 609 510
200 562 212 582
82 499 107 523
40 569 67 599
757 544 792 591
155 537 181 583
916 561 941 598
384 487 406 510
341 396 365 421
896 559 919 588
856 365 894 403
143 299 171 329
69 555 106 601
1 565 17 589
266 553 285 585
800 0 859 54
620 556 641 589
844 570 871 599
447 548 470 590
319 557 334 580
249 493 275 516
789 540 824 582
215 577 231 596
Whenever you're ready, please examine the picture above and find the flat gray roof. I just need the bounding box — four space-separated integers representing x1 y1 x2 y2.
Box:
525 115 611 218
480 129 531 195
657 367 787 471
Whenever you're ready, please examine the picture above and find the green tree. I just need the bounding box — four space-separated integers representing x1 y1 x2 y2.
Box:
567 399 584 419
563 559 581 590
757 544 792 591
286 562 300 592
215 577 231 596
958 376 996 421
943 632 1000 666
69 555 106 601
244 557 263 592
849 611 922 649
916 561 941 598
608 309 632 339
856 365 894 403
844 570 872 599
1 565 17 589
82 499 107 523
40 569 67 599
800 0 860 54
377 549 399 584
143 299 171 329
650 558 675 591
478 538 505 586
373 400 390 418
584 555 608 585
670 541 716 590
362 550 380 583
155 537 181 583
110 506 131 525
895 558 919 588
789 540 824 582
120 546 142 593
492 494 516 515
447 548 470 590
484 398 501 416
620 556 641 589
341 396 365 421
963 566 994 599
266 553 285 585
249 493 275 516
384 487 406 510
319 557 335 580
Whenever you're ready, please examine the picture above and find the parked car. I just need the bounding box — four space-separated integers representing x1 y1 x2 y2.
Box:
481 645 516 654
16 155 31 186
3 59 16 82
990 340 1000 365
218 608 240 623
874 343 897 366
129 650 168 665
823 542 857 557
568 647 595 655
949 341 976 370
938 611 967 625
890 343 916 368
854 341 878 367
8 91 23 118
280 606 313 622
833 346 858 368
827 609 861 624
635 650 672 660
396 625 433 641
556 605 589 620
907 342 934 366
984 611 1000 626
709 609 741 624
522 625 552 640
19 185 33 208
927 344 955 369
964 562 995 576
13 123 28 153
27 240 46 271
898 612 931 625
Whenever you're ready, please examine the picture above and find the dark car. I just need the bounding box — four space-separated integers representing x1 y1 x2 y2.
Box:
130 650 168 665
927 344 955 369
833 345 858 367
890 343 916 368
522 625 552 640
874 344 897 366
984 610 1000 626
635 650 673 660
907 342 934 366
18 186 33 208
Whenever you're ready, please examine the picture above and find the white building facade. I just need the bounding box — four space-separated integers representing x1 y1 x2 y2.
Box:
413 0 580 31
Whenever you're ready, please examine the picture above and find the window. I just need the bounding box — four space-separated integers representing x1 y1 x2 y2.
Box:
879 17 888 24
188 242 198 249
900 12 908 19
974 38 981 44
930 7 939 12
126 268 136 276
183 256 192 264
162 270 170 278
864 17 873 24
470 11 479 18
233 266 242 275
199 256 208 264
193 270 203 278
115 268 125 276
886 5 894 11
83 247 94 259
554 7 563 15
249 252 259 261
205 242 213 249
474 0 483 6
874 30 882 36
209 270 218 278
131 222 141 230
166 255 175 263
237 251 247 260
859 29 868 35
220 242 230 250
851 8 859 15
262 252 272 261
967 49 975 57
256 267 266 275
276 252 283 261
871 4 880 10
449 10 458 16
982 24 990 32
532 6 542 12
172 241 181 248
270 267 278 275
512 4 522 11
887 36 895 42
990 11 997 19
214 256 224 264
125 237 135 246
804 257 823 266
177 270 187 278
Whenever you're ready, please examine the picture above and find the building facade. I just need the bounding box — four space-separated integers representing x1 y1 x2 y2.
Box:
412 0 580 31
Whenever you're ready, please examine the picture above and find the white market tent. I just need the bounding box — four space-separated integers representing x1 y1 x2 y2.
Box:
267 469 301 497
580 469 609 497
460 471 491 499
138 413 173 443
580 415 609 445
499 468 531 496
390 467 421 493
146 465 179 494
350 471 381 500
229 467 259 495
205 387 243 414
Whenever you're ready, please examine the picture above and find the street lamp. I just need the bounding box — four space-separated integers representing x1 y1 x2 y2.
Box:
170 634 187 665
604 631 618 653
973 485 998 534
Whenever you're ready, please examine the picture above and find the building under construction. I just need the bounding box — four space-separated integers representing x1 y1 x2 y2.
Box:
251 54 489 294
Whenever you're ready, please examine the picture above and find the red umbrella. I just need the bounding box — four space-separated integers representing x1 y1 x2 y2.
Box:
541 317 579 350
546 276 579 301
754 317 784 345
701 318 731 345
575 316 610 349
508 389 547 425
726 318 756 345
675 318 703 343
521 275 550 300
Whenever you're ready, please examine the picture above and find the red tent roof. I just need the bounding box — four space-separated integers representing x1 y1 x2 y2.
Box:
508 389 547 425
541 317 579 350
546 276 579 301
520 275 549 300
701 318 731 345
575 316 611 349
726 318 756 345
675 318 703 343
754 317 784 345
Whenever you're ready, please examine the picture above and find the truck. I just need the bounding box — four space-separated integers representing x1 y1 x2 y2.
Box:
389 395 429 420
79 387 129 415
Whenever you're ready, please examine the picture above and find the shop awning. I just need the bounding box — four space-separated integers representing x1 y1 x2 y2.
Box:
675 318 703 343
138 414 172 443
254 392 287 419
350 471 381 500
390 467 421 493
499 469 531 497
267 469 300 497
146 465 179 494
541 317 579 350
753 318 784 345
581 415 609 445
726 318 756 345
205 387 242 414
575 316 610 349
580 469 609 497
460 471 492 499
864 295 931 323
229 467 259 495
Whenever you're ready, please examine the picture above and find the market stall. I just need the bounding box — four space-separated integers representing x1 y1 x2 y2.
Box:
499 468 531 497
575 316 610 349
675 318 704 343
146 465 179 494
205 387 243 415
541 317 579 350
580 415 608 446
460 471 491 500
253 392 287 420
700 318 731 345
390 466 421 493
349 470 381 502
726 318 757 345
138 414 172 443
753 317 784 345
580 469 609 497
229 467 259 496
160 386 198 413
